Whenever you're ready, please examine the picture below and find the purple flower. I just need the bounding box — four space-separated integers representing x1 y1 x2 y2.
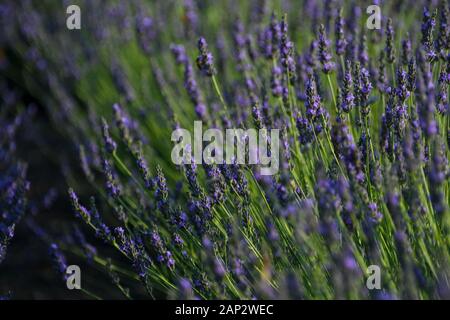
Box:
232 20 248 72
396 67 410 102
115 227 132 254
270 13 281 56
154 166 169 212
166 251 175 269
437 68 449 115
280 15 296 76
134 146 153 189
416 50 437 139
368 202 383 223
258 25 274 59
68 188 91 222
385 18 396 64
331 122 364 183
172 233 184 246
49 243 68 280
341 61 354 113
113 103 134 147
203 164 226 204
213 258 226 279
150 230 162 248
136 15 156 54
184 60 207 119
343 255 358 271
270 65 284 97
196 37 216 76
421 7 437 62
401 37 412 65
359 33 369 67
102 158 121 199
317 24 335 74
407 58 417 92
89 198 113 243
355 65 372 115
296 116 314 145
170 44 188 65
429 141 448 217
252 103 264 130
377 51 387 92
335 9 346 56
183 0 199 37
178 278 194 299
101 118 117 154
436 3 450 57
111 63 134 102
185 163 202 198
315 177 340 244
170 209 188 229
266 220 279 242
305 75 328 127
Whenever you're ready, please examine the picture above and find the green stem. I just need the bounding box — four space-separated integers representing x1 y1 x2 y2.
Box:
212 75 228 113
326 74 337 113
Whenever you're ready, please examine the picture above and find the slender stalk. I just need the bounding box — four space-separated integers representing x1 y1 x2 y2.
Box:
211 75 228 113
326 74 337 112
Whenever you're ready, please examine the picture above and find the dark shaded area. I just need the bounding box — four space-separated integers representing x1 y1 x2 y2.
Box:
0 55 121 298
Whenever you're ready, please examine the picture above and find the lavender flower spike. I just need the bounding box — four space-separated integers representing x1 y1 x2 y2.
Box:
196 37 216 76
318 24 335 74
334 9 346 56
385 18 395 64
341 61 354 113
101 118 117 154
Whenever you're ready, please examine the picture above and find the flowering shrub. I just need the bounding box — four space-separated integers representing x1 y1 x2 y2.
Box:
0 0 449 299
